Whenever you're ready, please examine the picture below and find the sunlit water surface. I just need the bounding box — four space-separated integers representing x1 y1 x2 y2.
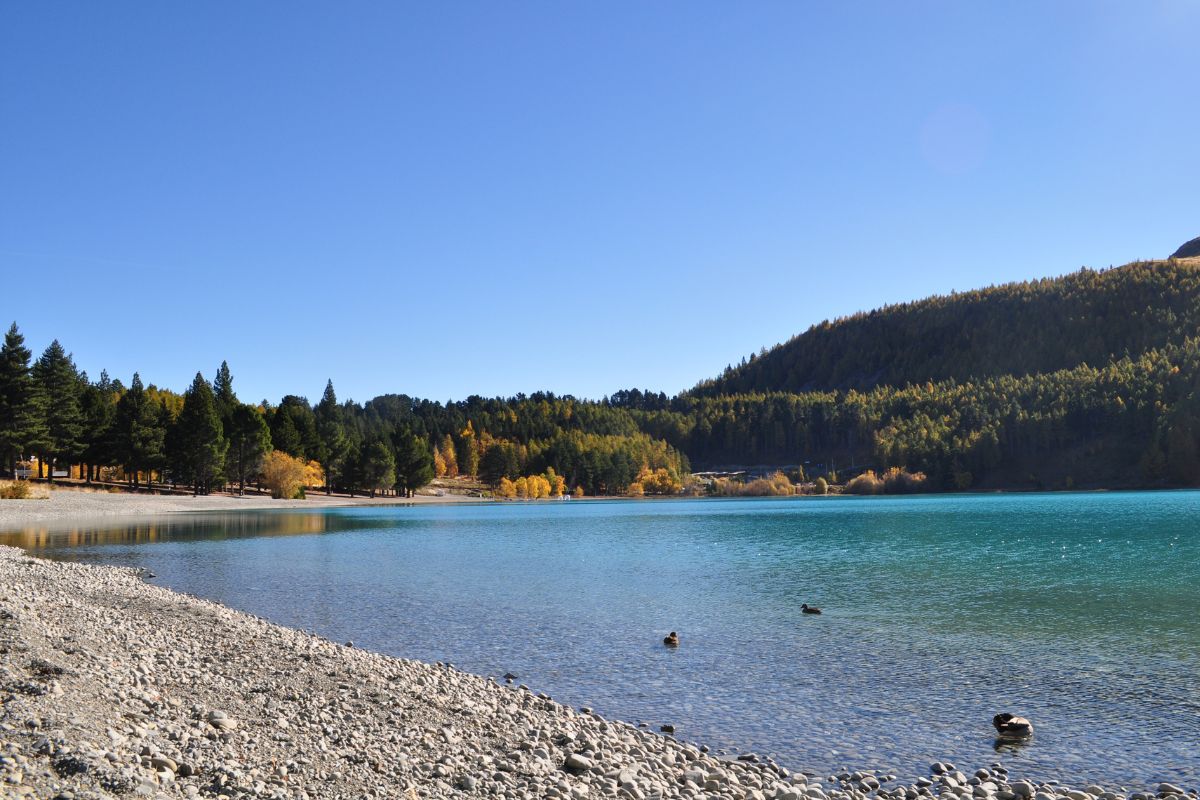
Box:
3 492 1197 787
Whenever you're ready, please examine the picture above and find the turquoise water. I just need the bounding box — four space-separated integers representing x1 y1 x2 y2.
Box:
4 492 1198 786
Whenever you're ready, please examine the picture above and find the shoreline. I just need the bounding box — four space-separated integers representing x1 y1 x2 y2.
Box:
0 486 488 528
0 547 1191 799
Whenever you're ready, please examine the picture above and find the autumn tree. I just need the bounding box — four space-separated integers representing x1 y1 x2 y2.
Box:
441 433 458 477
261 450 307 499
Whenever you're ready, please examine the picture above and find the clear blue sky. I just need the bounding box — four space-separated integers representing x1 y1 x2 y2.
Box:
3 2 1197 405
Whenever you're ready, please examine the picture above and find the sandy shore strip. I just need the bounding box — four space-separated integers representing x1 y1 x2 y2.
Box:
0 487 487 527
1 547 1192 800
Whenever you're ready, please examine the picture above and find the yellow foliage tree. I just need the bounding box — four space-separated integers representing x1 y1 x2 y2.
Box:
627 481 645 496
544 467 566 497
262 451 308 499
459 422 479 476
514 476 529 498
305 460 325 489
636 466 682 495
433 446 447 478
441 434 458 478
496 477 517 498
528 475 551 498
572 485 585 498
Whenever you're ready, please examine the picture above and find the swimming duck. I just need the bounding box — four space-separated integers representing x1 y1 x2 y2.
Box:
801 604 822 615
663 631 679 647
992 713 1033 738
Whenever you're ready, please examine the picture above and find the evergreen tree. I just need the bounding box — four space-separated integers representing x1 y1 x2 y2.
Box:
269 407 302 457
113 373 166 488
315 380 349 494
0 323 48 476
393 430 434 497
479 442 519 486
79 370 119 482
270 396 318 459
172 372 227 495
212 360 237 427
360 439 396 498
226 403 271 494
341 442 363 497
457 422 480 476
31 340 83 482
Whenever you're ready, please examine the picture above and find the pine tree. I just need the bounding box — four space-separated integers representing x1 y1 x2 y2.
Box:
79 370 118 482
0 323 48 476
113 373 166 488
31 340 83 482
458 422 479 476
226 403 271 494
360 439 396 498
172 372 227 495
315 380 348 495
270 407 302 457
393 430 434 497
212 360 237 426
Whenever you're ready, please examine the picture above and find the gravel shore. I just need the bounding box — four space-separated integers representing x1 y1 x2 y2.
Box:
0 546 1194 800
0 487 484 527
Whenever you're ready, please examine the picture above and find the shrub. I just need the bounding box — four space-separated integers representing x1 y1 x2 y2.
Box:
814 477 828 495
880 466 928 494
846 467 928 495
710 471 795 497
261 451 308 499
845 470 884 495
0 480 32 500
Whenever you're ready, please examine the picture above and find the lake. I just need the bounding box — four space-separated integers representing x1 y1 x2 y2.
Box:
3 492 1197 787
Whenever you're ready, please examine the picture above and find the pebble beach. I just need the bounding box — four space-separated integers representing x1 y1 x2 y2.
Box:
0 540 1195 800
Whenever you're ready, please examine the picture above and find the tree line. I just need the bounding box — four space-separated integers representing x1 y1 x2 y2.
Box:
5 254 1200 499
0 323 690 497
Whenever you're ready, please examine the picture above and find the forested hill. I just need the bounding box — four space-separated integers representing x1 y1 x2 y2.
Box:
693 259 1200 396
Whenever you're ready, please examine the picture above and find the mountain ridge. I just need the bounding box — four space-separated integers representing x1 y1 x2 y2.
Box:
693 256 1200 397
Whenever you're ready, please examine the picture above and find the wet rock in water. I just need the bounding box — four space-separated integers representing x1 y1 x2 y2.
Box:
659 723 675 733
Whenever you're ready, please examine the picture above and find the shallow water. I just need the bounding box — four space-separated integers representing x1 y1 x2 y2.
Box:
3 492 1198 786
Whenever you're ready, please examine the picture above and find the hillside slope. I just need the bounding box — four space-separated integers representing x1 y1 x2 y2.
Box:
694 259 1200 396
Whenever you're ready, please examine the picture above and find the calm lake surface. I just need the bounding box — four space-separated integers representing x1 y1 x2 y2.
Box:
3 493 1197 786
